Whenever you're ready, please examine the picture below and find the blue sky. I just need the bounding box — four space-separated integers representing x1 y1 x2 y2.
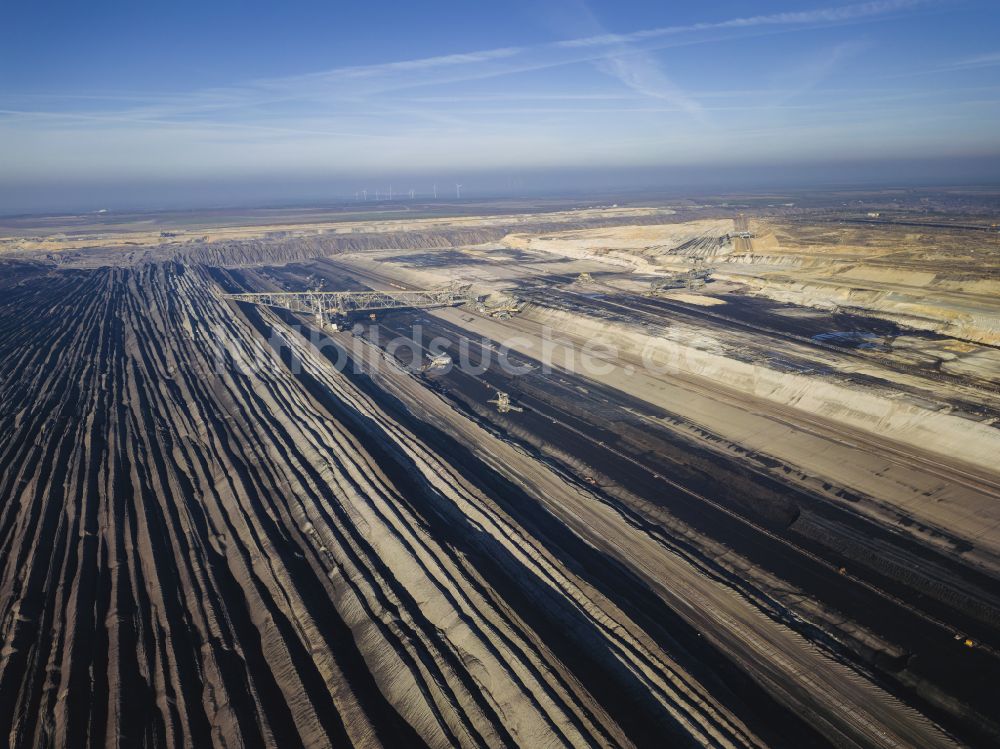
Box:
2 0 999 210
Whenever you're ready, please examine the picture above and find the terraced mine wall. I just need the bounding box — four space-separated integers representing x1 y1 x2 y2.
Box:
182 215 710 268
518 304 1000 471
177 228 512 267
4 213 692 270
733 273 1000 346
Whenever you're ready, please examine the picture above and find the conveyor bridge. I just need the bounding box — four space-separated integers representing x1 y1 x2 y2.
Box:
222 287 475 322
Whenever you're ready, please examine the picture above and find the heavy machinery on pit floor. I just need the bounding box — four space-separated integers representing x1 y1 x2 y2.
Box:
488 391 523 414
222 286 476 329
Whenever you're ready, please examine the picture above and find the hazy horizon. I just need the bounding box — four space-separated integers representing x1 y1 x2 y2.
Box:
3 0 999 213
4 155 1000 217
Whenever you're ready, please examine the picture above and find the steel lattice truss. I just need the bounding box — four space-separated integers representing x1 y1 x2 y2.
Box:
221 287 474 317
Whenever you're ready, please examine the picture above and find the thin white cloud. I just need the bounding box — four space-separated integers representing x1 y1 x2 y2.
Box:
881 48 1000 78
260 46 524 86
594 53 704 117
557 0 932 48
943 51 1000 70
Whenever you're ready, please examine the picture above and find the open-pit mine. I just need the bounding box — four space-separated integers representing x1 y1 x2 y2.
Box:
2 192 1000 748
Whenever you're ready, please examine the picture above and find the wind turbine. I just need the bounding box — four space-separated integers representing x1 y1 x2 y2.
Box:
456 184 462 199
433 183 437 199
362 189 367 201
409 188 415 199
388 184 393 200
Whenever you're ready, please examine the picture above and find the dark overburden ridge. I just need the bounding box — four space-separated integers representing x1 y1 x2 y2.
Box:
2 193 1000 748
